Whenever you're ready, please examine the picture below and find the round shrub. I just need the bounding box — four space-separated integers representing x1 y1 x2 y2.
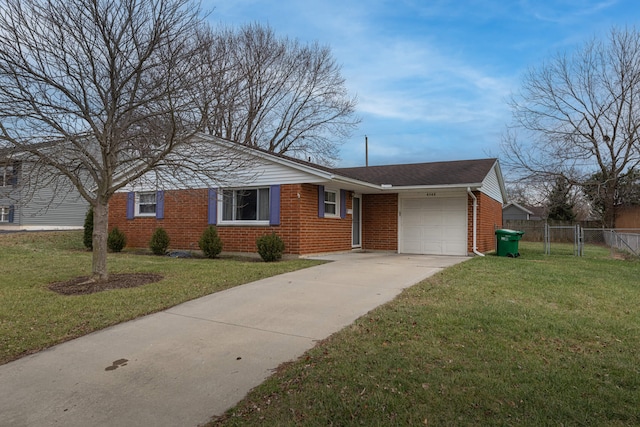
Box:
199 225 223 258
256 233 285 262
149 227 170 255
83 206 93 250
107 227 127 252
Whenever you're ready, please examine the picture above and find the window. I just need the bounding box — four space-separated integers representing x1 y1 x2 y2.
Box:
324 189 338 217
136 192 156 216
0 206 9 222
221 188 270 222
0 164 15 187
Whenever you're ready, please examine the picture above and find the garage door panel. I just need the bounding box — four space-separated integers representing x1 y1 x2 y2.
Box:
400 196 467 256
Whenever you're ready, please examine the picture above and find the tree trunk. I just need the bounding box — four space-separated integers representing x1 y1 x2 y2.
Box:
91 201 109 281
602 179 618 228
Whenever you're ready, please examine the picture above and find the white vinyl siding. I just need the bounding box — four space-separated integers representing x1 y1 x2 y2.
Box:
12 164 88 228
480 164 504 204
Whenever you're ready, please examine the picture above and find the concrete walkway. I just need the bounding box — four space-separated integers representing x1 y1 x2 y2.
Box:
0 252 467 427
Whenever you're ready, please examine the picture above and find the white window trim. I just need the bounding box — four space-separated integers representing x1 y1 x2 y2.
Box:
0 206 9 222
0 166 11 187
324 188 340 218
218 187 270 226
135 191 156 217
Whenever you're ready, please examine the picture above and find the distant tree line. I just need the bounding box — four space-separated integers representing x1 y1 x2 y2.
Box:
503 27 640 227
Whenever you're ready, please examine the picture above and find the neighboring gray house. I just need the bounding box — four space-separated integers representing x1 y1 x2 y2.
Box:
0 158 87 231
503 202 543 221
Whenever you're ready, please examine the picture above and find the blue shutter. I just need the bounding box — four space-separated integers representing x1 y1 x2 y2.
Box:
318 185 325 218
8 205 14 223
208 188 217 225
340 190 347 219
269 185 281 226
126 192 135 219
156 190 164 219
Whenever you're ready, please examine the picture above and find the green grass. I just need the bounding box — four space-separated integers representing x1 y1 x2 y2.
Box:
0 231 322 365
212 242 640 426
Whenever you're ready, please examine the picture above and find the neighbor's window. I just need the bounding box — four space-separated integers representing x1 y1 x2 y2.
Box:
221 188 270 222
0 164 15 187
324 189 338 216
136 191 156 216
0 206 10 222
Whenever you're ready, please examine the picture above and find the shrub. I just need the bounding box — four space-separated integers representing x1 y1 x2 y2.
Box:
256 233 285 262
107 227 127 252
199 225 223 258
149 227 170 255
83 206 93 250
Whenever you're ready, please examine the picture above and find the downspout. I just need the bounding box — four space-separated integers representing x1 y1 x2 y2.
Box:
467 187 485 257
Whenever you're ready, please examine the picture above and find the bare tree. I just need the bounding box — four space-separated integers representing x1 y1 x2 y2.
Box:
0 0 242 280
502 27 640 227
199 23 360 165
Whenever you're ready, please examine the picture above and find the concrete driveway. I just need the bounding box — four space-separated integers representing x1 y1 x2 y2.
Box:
0 252 467 427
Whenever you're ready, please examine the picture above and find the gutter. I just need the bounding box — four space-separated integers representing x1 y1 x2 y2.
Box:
467 187 485 257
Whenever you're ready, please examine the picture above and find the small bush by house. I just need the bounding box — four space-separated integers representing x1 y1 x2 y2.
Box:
149 227 170 255
107 227 127 252
256 233 285 262
199 225 223 258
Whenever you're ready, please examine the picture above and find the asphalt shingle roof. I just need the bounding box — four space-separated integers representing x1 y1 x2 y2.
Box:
334 158 498 187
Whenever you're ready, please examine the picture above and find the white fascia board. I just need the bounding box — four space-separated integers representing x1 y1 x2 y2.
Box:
330 176 386 191
375 183 484 192
329 176 485 193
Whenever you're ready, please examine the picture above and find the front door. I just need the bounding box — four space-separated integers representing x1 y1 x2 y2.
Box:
352 195 361 247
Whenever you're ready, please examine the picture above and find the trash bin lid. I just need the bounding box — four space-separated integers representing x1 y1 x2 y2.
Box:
495 229 524 236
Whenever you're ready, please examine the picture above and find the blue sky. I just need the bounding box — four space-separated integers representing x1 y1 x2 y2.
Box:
204 0 637 168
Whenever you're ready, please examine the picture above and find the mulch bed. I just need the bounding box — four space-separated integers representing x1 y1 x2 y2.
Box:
48 273 163 296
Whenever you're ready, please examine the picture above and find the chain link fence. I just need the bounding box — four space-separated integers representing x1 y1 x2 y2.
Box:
503 220 640 257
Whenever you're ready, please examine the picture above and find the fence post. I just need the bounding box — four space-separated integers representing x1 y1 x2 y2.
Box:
544 222 550 255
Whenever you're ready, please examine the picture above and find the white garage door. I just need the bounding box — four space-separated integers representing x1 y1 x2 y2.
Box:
400 196 467 255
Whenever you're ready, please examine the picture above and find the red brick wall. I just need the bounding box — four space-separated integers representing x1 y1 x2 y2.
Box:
362 193 398 251
108 183 355 255
467 191 503 254
295 183 353 254
109 189 209 251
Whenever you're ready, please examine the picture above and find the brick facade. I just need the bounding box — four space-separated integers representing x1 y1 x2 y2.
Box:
108 183 354 256
109 189 209 251
108 185 502 257
362 193 398 251
467 191 503 254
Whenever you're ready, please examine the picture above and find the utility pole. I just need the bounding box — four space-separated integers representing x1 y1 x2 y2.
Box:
365 135 368 167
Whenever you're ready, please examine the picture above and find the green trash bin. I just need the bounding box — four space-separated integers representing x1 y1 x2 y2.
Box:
495 229 524 257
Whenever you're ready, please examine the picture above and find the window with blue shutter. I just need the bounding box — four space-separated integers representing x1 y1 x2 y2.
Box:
318 185 325 218
208 188 217 225
269 185 281 226
156 191 164 219
126 192 135 219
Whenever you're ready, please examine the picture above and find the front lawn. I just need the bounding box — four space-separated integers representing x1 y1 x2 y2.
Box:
212 242 640 426
0 231 322 365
